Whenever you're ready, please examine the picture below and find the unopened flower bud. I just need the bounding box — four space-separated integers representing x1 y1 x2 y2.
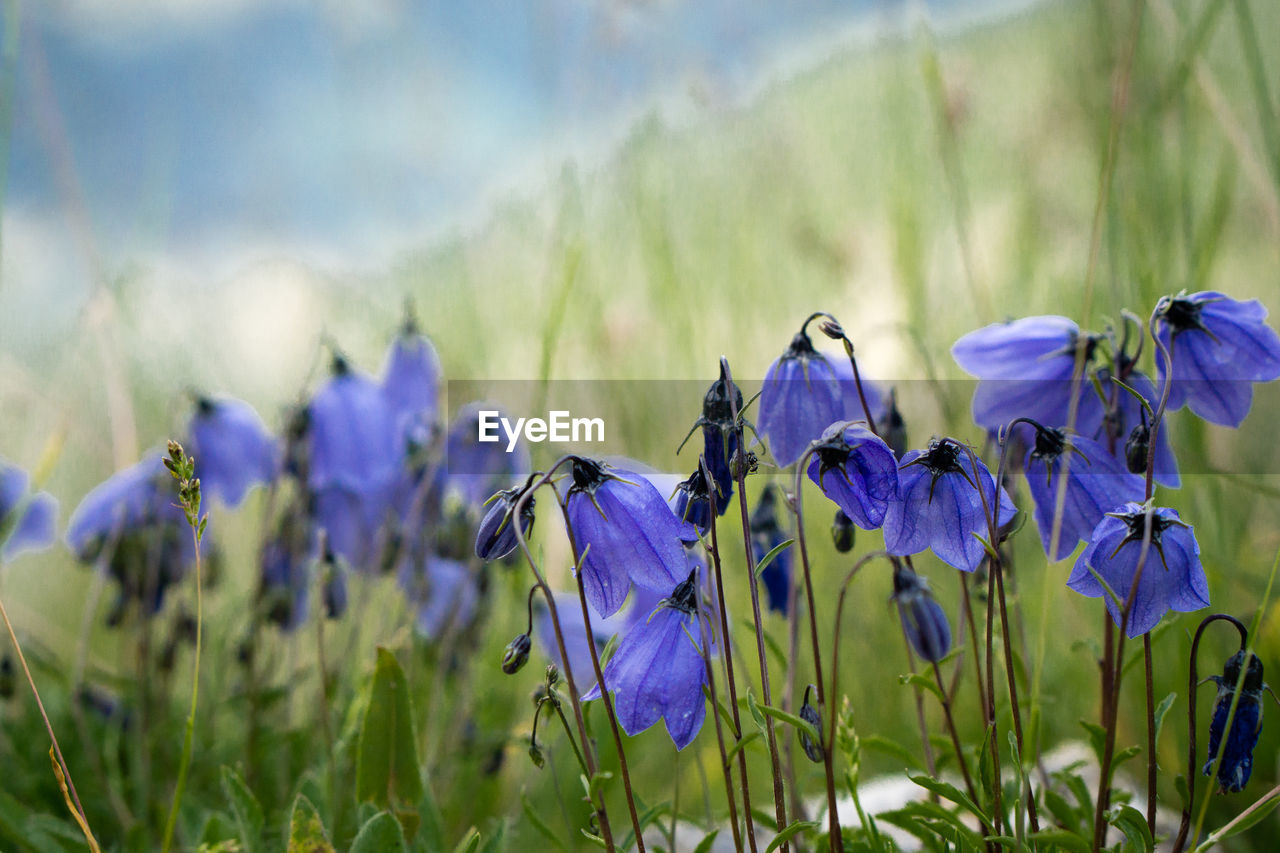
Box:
528 743 545 769
799 685 825 763
892 565 952 663
502 633 532 675
1125 423 1150 475
831 509 855 553
881 389 909 459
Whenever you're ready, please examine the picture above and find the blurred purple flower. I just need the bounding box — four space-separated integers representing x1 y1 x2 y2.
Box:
0 460 57 562
1155 292 1280 427
750 484 791 614
307 356 401 499
189 396 279 506
1066 503 1208 637
441 402 531 511
380 323 442 448
398 556 478 641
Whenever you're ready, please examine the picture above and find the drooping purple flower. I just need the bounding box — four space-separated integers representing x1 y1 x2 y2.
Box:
1203 650 1264 793
952 316 1100 432
1156 292 1280 427
188 396 279 507
672 466 715 535
397 555 478 641
584 570 708 750
750 485 792 614
806 421 899 530
474 480 536 561
892 564 951 663
758 323 844 467
380 321 442 449
565 458 691 618
441 402 531 512
0 461 57 562
311 483 389 573
1066 503 1208 638
1021 426 1145 560
882 438 1016 572
259 508 316 631
307 356 401 499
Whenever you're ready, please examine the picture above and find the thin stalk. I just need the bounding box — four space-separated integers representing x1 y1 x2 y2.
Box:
724 357 792 850
695 593 743 853
931 661 985 820
790 444 842 851
1144 635 1156 834
984 563 1005 840
707 486 760 853
511 458 615 851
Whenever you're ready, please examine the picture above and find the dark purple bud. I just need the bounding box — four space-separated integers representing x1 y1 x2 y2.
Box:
502 633 533 675
1125 423 1150 475
1204 650 1265 793
475 484 536 560
799 685 824 763
893 566 952 662
831 509 855 553
881 389 909 459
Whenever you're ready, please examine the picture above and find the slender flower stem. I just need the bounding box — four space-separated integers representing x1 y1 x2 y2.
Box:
555 486 647 853
694 568 745 853
706 491 760 853
723 358 792 850
984 564 1005 840
1143 635 1157 833
958 569 989 722
790 443 843 851
511 458 615 852
931 661 986 827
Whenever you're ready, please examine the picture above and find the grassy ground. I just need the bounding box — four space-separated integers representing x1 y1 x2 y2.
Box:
3 0 1280 848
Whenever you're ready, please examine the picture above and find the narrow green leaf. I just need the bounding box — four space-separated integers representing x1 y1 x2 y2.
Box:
764 819 820 853
1025 827 1091 853
286 794 334 853
909 774 990 824
859 734 924 772
725 730 763 763
220 766 264 853
897 672 944 702
520 792 568 853
350 812 408 853
755 701 820 744
754 539 795 579
450 828 482 853
1153 692 1177 746
579 829 608 849
691 830 720 853
747 692 767 731
1201 790 1280 845
356 648 426 814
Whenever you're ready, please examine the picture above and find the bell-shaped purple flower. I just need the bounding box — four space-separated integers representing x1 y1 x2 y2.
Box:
952 316 1100 432
311 483 389 573
750 485 792 614
758 324 843 467
1155 292 1280 427
806 421 899 530
475 480 536 560
189 396 279 507
380 322 442 448
681 360 742 514
1204 650 1265 793
67 455 189 560
397 555 478 641
0 461 57 562
882 438 1016 572
1066 503 1208 637
1022 426 1145 560
892 565 951 663
672 466 716 535
566 458 690 618
584 570 707 750
307 356 401 500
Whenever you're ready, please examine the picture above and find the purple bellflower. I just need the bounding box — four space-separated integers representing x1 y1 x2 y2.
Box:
535 586 663 697
189 396 279 507
672 466 716 536
565 457 691 618
1067 503 1208 638
806 421 899 530
307 355 401 499
397 555 478 641
584 570 708 750
1021 425 1145 560
0 460 57 562
1204 650 1265 793
892 564 951 663
1155 292 1280 427
758 321 844 468
882 437 1016 572
750 484 792 614
952 316 1101 432
380 320 442 449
